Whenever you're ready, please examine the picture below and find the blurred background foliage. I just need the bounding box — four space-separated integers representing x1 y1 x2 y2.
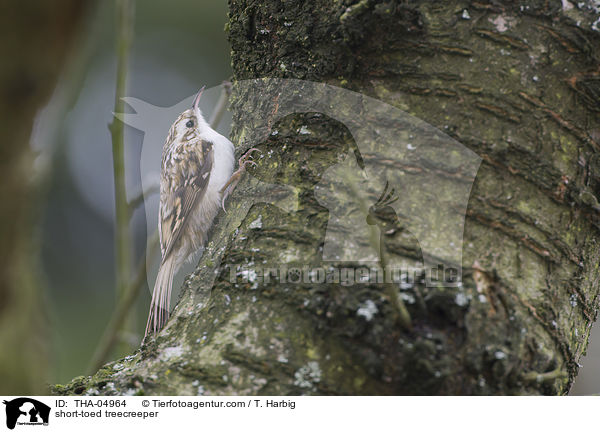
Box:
2 0 600 395
31 0 230 388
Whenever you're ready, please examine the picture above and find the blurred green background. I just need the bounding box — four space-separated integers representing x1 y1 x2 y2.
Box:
37 0 231 386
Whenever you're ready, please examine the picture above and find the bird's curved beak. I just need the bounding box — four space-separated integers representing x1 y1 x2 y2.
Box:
192 86 205 110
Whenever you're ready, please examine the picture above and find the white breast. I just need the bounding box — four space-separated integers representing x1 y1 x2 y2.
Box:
187 127 235 243
204 127 235 201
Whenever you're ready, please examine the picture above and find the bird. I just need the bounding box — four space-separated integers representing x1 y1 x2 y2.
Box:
145 86 258 337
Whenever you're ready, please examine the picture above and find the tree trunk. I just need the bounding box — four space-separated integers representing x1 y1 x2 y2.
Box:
55 0 600 395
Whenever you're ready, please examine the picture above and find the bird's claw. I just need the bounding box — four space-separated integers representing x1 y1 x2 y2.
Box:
221 195 227 212
238 148 261 166
220 149 261 213
241 160 258 170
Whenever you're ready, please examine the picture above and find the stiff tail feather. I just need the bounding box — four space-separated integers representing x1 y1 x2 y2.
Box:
145 255 176 337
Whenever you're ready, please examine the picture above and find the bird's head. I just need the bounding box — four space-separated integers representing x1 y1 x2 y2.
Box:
168 86 208 142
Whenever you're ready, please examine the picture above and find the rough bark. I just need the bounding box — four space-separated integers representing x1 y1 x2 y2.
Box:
55 0 600 395
0 1 90 394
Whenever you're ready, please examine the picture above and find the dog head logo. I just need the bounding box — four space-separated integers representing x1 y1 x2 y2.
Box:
3 398 50 429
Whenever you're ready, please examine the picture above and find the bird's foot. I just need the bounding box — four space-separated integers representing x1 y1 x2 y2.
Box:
220 148 261 210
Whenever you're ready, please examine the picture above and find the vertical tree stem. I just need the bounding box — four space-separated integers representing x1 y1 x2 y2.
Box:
109 0 134 302
107 0 135 358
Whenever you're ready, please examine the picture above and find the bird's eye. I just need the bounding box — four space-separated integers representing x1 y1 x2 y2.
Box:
186 120 194 128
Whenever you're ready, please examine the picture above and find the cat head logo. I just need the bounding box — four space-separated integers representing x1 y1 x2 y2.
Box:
3 398 50 429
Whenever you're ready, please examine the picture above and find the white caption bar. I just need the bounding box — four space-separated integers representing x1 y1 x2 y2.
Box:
0 396 595 431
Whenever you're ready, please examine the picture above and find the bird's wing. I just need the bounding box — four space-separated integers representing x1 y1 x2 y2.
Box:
159 140 213 261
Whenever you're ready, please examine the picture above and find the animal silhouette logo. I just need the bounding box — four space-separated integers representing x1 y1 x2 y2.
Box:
116 78 481 291
3 398 50 429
